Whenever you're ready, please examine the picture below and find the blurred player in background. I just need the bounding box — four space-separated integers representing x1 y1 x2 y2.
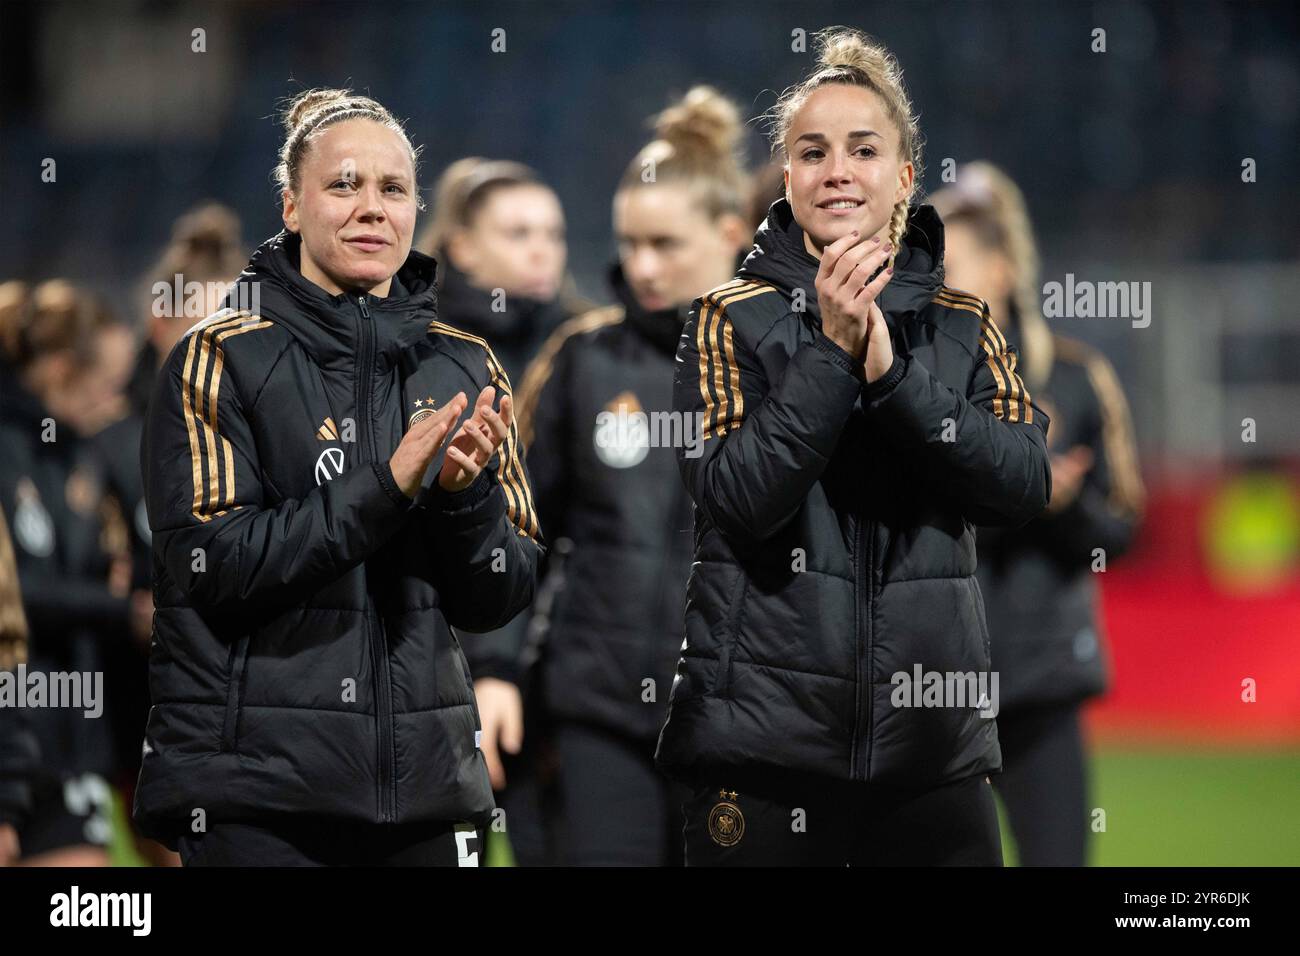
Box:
417 158 584 384
503 85 753 864
0 280 134 865
415 158 586 863
932 162 1144 866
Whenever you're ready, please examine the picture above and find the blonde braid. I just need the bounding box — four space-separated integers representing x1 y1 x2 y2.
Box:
886 199 909 264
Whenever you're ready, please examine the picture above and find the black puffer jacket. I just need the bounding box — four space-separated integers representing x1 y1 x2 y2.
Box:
134 231 542 847
655 200 1052 788
513 264 694 741
977 319 1144 713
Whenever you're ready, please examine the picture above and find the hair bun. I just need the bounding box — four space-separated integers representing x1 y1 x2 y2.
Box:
653 85 743 162
816 27 887 75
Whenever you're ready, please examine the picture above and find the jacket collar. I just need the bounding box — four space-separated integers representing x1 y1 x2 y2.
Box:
224 230 435 370
609 263 689 356
435 258 560 349
738 198 946 325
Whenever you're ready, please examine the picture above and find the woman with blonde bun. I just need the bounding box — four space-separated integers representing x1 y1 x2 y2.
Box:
134 88 542 865
656 29 1052 866
498 85 753 865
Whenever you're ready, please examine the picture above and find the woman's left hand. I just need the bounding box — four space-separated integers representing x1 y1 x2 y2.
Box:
438 385 513 492
863 297 895 383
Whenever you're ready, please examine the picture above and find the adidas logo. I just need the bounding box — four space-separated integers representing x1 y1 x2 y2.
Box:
316 417 339 441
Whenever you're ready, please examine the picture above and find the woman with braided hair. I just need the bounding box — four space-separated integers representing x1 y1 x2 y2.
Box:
655 27 1052 865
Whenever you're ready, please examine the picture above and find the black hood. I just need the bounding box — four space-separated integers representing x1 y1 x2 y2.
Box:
222 230 435 371
435 258 561 350
738 199 946 326
608 263 690 356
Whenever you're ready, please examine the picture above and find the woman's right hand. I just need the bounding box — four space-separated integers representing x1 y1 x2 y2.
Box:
389 391 469 499
815 231 895 362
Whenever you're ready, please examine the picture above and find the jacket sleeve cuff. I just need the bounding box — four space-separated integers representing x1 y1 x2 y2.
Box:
427 468 496 513
813 331 864 379
372 461 415 510
863 353 908 401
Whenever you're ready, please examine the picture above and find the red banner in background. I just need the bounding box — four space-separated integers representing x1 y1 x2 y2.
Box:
1084 476 1300 744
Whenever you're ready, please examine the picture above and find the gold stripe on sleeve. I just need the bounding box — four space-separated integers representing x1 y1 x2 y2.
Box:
181 311 272 522
696 282 777 439
182 312 248 521
978 324 1011 421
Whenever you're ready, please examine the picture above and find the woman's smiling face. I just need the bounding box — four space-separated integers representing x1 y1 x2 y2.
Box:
282 118 418 297
783 84 913 257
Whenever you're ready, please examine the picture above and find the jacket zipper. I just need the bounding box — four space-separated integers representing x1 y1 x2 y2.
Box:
863 517 875 779
356 292 396 823
851 513 874 781
850 515 862 779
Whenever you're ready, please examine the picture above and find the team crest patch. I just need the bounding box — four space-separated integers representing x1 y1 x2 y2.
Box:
408 395 438 427
593 390 649 469
707 790 745 847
